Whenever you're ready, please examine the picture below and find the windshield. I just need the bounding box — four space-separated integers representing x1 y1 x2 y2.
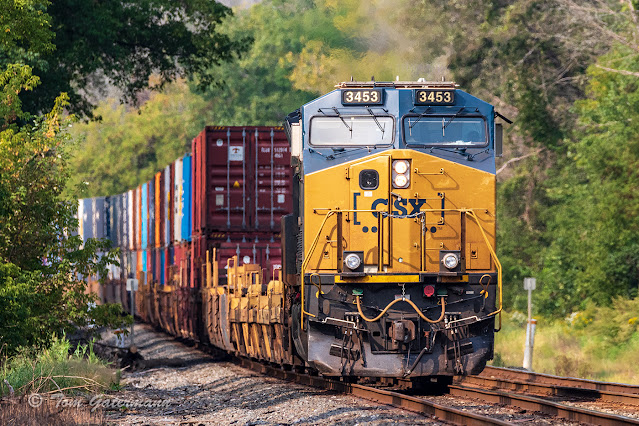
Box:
403 116 487 147
310 115 394 147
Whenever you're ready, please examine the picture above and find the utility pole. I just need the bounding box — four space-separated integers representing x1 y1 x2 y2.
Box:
523 277 536 370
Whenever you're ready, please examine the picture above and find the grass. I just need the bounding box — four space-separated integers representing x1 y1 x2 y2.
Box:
0 336 118 425
491 298 639 384
0 335 119 397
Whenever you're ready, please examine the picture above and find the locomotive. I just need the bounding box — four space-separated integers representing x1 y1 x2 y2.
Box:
87 80 504 381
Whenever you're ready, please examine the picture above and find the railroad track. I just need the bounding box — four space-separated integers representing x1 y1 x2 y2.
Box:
232 357 639 425
232 357 510 425
479 365 639 398
448 365 639 425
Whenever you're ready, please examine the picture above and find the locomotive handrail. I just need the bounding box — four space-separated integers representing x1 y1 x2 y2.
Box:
300 210 336 329
303 207 502 331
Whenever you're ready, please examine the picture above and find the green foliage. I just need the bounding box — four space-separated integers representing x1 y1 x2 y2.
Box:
493 304 639 383
0 63 131 355
66 80 212 198
0 0 54 60
1 335 118 396
536 48 639 312
0 0 245 117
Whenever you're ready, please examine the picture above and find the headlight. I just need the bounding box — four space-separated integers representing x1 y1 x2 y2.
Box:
393 160 409 174
392 160 410 189
394 174 408 187
442 253 459 269
344 253 361 270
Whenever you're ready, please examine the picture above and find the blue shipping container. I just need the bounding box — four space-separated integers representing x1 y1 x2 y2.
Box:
141 183 148 249
160 250 165 285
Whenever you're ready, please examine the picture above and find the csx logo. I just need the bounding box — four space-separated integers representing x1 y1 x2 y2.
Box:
353 193 429 233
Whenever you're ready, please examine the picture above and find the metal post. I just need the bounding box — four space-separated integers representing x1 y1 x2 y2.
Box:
130 288 135 347
523 277 536 371
523 319 536 370
127 278 138 347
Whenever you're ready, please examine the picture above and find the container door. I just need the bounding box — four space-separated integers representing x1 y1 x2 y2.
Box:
205 127 251 231
254 127 292 233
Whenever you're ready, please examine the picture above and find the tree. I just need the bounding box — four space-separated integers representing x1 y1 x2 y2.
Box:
66 79 213 198
0 0 246 118
0 10 130 355
538 49 639 313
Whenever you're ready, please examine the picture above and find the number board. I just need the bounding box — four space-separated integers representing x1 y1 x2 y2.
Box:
414 89 455 106
341 89 384 105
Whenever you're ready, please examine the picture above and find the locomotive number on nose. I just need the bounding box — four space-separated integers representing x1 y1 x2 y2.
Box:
414 89 455 105
341 89 383 105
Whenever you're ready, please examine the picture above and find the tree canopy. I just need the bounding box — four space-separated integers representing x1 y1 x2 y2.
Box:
1 0 246 118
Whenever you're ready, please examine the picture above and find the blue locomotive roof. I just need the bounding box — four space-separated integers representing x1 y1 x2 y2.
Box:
299 82 496 175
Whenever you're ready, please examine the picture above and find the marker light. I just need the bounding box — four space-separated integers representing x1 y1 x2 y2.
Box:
394 174 408 187
442 253 459 269
393 160 409 174
344 253 362 270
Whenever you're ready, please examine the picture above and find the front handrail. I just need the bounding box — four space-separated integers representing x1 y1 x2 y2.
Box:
300 207 502 330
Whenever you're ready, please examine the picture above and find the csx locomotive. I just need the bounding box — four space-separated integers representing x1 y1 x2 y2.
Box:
93 80 503 381
282 80 503 378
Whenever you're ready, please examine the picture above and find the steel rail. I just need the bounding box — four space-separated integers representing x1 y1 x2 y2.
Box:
458 374 639 406
481 365 639 396
449 383 639 426
231 357 509 425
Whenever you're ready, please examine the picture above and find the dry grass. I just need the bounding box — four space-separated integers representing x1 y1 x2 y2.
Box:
0 397 104 425
491 305 639 384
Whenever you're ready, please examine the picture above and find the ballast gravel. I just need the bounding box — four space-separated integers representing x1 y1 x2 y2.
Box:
100 324 444 425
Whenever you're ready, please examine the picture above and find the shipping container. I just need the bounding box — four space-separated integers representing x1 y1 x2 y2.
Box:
182 153 192 242
141 183 148 249
216 239 282 283
78 198 91 242
173 158 183 244
148 179 155 251
128 190 135 251
191 126 292 234
165 165 173 246
91 197 106 240
253 127 292 232
155 171 165 247
120 192 129 251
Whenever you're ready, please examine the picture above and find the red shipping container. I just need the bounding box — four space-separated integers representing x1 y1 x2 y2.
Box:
136 186 142 250
192 126 292 234
253 127 292 232
214 238 282 283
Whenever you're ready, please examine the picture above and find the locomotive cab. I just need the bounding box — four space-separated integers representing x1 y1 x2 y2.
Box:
284 80 504 378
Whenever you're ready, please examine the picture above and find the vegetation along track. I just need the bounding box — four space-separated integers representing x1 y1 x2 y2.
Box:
450 366 639 425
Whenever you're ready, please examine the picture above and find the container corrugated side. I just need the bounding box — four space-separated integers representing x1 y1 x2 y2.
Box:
182 153 192 242
253 127 292 233
165 165 172 246
148 179 155 251
173 158 183 243
91 197 106 239
155 171 164 248
141 183 148 249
